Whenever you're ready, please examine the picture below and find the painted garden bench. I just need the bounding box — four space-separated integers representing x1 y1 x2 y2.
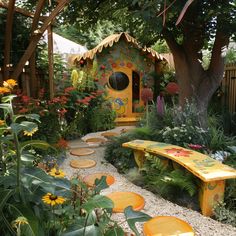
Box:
122 139 236 216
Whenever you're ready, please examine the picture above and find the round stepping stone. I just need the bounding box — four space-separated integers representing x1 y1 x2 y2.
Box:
83 173 115 187
70 159 96 169
106 192 145 213
70 148 95 156
101 132 119 138
143 216 195 236
85 137 106 145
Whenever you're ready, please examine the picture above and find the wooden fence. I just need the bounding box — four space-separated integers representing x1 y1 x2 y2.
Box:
222 63 236 114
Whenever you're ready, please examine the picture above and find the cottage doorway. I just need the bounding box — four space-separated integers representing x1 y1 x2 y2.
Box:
132 71 140 113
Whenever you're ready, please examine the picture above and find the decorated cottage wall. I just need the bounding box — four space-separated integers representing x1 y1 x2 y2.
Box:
94 39 155 118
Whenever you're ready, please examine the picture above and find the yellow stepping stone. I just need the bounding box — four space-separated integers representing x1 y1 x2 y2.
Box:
143 216 195 236
83 173 115 187
106 192 145 213
70 159 96 169
70 148 95 156
85 137 106 145
101 132 119 138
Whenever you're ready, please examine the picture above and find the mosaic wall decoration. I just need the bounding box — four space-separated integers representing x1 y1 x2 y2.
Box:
95 40 155 86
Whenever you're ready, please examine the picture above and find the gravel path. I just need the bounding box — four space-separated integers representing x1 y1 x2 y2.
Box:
60 128 236 236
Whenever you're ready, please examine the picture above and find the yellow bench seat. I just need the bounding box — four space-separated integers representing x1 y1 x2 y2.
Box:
122 139 236 216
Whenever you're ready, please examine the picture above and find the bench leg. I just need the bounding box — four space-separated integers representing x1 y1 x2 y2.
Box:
133 150 145 168
199 180 225 216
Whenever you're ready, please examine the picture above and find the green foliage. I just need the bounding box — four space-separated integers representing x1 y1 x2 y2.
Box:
213 202 236 227
152 40 170 53
160 124 208 147
207 126 236 152
141 154 198 200
104 134 136 173
104 127 155 173
124 206 151 236
57 20 123 49
87 101 116 132
225 46 236 64
1 94 151 235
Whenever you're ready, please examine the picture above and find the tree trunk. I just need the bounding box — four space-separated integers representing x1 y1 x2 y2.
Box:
3 0 15 81
163 28 229 128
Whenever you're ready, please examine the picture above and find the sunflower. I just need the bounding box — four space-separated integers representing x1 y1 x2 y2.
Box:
0 86 10 94
12 216 29 228
49 168 65 178
0 120 5 126
3 79 18 89
23 127 38 136
42 193 66 206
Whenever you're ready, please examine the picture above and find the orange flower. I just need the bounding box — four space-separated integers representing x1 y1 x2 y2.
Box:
56 138 68 149
3 79 17 89
0 120 5 126
164 148 192 157
0 86 10 94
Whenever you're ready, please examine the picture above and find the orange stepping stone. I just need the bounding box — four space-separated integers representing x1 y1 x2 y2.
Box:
83 173 115 187
70 159 96 169
106 192 145 213
70 148 95 156
85 137 106 144
101 132 119 138
143 216 195 236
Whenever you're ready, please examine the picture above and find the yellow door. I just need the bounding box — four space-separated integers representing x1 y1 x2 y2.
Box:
106 66 132 118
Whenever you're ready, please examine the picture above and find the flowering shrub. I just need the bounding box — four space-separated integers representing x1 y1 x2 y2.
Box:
160 124 208 147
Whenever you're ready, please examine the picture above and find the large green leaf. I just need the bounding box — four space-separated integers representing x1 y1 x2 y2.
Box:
0 103 12 114
82 195 114 213
21 154 35 164
11 122 23 134
1 95 17 103
20 121 38 132
20 140 52 152
94 176 109 193
14 114 40 123
0 189 14 211
7 203 44 236
61 225 102 236
21 167 71 195
124 206 151 236
104 226 124 236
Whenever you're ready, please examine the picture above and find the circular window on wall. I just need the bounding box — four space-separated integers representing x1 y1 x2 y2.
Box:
109 72 129 91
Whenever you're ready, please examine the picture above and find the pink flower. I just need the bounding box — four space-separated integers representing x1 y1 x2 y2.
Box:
188 144 203 150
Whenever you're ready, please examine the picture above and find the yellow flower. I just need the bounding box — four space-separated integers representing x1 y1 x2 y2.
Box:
3 79 18 89
0 120 5 126
42 193 66 206
12 216 29 228
49 168 65 178
23 127 38 136
0 86 10 94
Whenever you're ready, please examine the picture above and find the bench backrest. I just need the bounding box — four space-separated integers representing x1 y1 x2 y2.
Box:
122 140 236 182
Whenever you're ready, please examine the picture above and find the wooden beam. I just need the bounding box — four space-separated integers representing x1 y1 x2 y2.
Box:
3 0 15 81
11 0 71 81
48 25 54 99
29 0 46 97
0 0 47 21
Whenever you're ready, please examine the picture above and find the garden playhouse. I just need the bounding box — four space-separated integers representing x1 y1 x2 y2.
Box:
72 32 167 126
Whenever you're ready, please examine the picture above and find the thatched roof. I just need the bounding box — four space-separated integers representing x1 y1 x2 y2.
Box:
73 32 165 64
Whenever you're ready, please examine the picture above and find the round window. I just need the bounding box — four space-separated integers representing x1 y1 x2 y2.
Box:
109 72 129 91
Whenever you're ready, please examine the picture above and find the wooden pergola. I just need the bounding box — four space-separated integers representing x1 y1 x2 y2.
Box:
0 0 71 99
